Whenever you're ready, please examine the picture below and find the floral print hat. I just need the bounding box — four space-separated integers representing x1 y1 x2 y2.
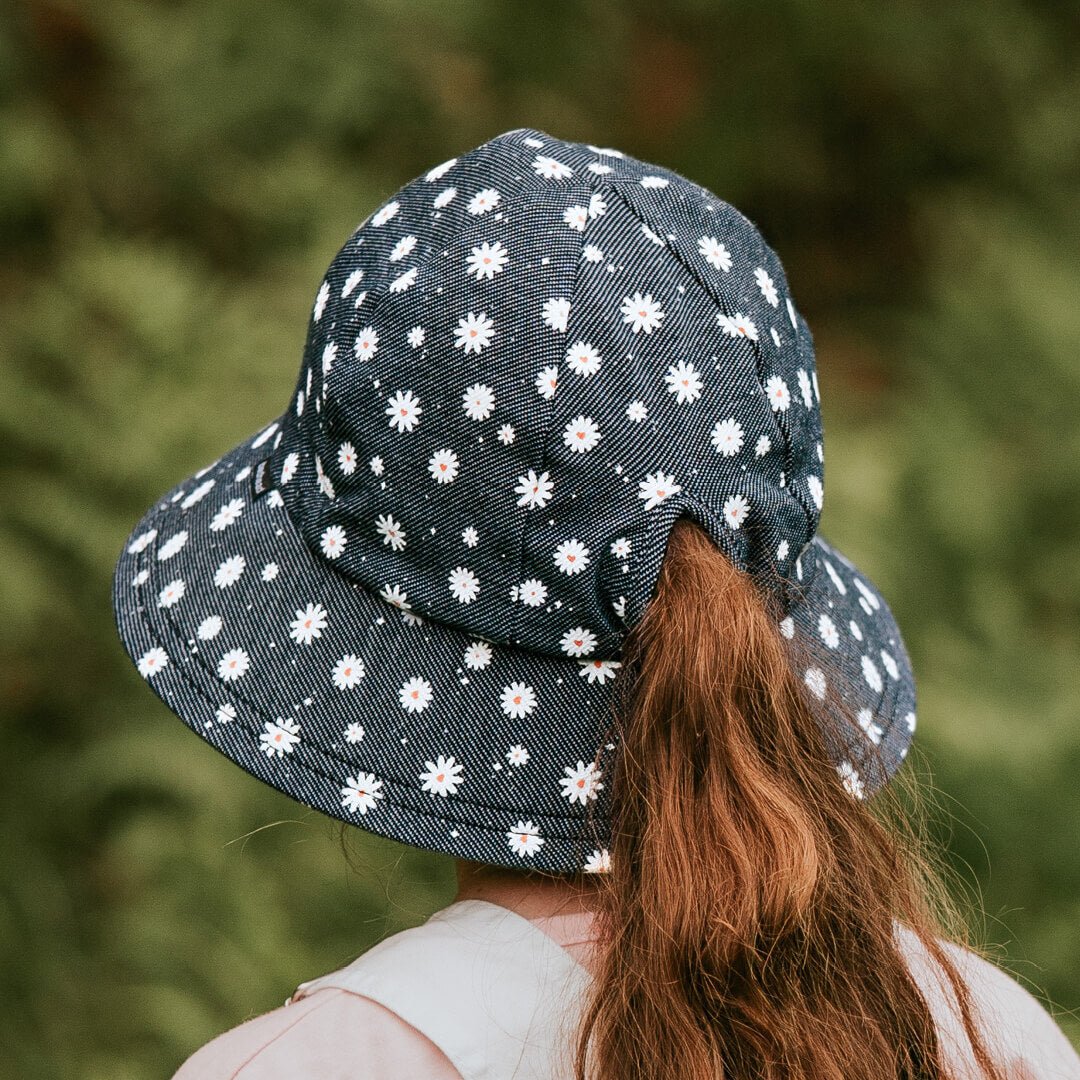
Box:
113 128 916 873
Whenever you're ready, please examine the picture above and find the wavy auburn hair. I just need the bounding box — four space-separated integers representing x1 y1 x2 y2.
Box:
574 517 1004 1080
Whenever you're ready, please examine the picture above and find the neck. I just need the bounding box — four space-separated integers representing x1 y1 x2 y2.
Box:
453 858 603 922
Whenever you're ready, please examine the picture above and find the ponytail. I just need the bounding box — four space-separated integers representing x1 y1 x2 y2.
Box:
576 517 1004 1080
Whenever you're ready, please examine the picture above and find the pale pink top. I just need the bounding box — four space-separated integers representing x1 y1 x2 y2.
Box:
173 900 1080 1080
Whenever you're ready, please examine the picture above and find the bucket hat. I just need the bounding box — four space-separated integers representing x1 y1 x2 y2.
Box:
113 127 916 872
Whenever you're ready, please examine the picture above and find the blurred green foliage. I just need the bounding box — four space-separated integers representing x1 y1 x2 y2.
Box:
1 0 1078 1075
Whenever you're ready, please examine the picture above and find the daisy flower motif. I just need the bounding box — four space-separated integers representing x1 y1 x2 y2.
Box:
507 820 544 858
559 760 604 805
857 709 884 746
465 240 509 281
341 268 364 299
797 368 814 408
467 188 500 215
578 659 622 684
620 292 665 335
380 583 411 610
807 475 824 511
280 452 299 485
587 163 613 176
137 647 168 678
426 157 456 182
388 267 418 294
208 498 245 533
723 494 750 530
779 616 795 639
698 236 732 271
370 200 400 227
157 579 185 608
428 448 460 484
610 537 631 559
501 682 538 719
354 327 378 362
518 578 548 606
861 655 883 694
197 615 223 640
584 849 611 874
322 341 337 375
385 389 422 433
664 360 703 404
755 434 771 457
641 224 664 245
462 382 495 420
341 772 384 815
315 455 335 500
370 456 385 476
506 744 530 767
454 312 495 355
217 648 250 682
514 469 554 509
419 755 464 798
127 529 157 555
214 555 246 588
375 513 406 551
532 154 573 180
565 341 602 377
765 375 791 412
638 471 681 511
717 312 759 341
433 187 457 209
754 266 779 307
320 525 347 560
407 326 425 348
181 479 215 510
626 400 648 423
339 723 363 746
158 530 189 560
560 627 597 657
313 281 330 321
132 569 148 586
389 234 417 263
258 717 300 760
338 442 357 475
818 614 840 649
777 540 789 561
563 415 601 453
216 703 236 723
541 297 570 333
804 667 827 700
582 244 604 263
464 641 493 670
563 205 589 232
400 676 434 713
289 602 328 646
261 562 279 582
880 651 900 681
535 366 558 400
588 192 607 218
837 761 865 800
553 538 590 575
448 566 480 604
496 424 515 445
640 175 669 189
331 654 364 690
710 418 745 457
461 525 479 547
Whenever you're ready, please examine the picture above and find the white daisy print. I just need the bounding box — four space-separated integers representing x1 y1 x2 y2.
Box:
542 297 570 333
389 234 417 262
400 676 434 713
857 709 884 746
699 236 732 271
419 755 464 798
344 722 365 743
640 175 669 188
380 583 411 610
322 341 337 374
462 383 495 420
579 659 622 684
533 154 572 180
776 540 789 561
216 703 236 724
506 744 530 767
518 578 548 606
218 648 250 682
261 562 279 582
582 244 604 263
280 452 299 486
501 682 537 719
448 566 480 604
433 187 456 209
313 281 330 321
289 602 328 646
388 267 418 293
560 627 597 657
723 494 750 530
341 772 384 815
350 327 378 363
258 717 300 760
370 200 400 226
464 641 493 670
466 240 509 280
563 415 601 453
849 620 863 641
338 442 357 475
665 360 703 404
638 471 681 511
861 655 883 694
559 760 604 805
807 475 823 511
621 292 664 335
507 820 544 858
710 418 744 456
320 525 347 560
588 192 607 218
563 205 589 232
197 615 223 640
797 368 814 408
462 525 478 547
626 400 648 423
341 268 363 299
610 537 631 559
370 456 385 476
375 513 406 550
535 366 558 400
467 187 500 215
779 616 795 639
454 312 495 354
407 326 425 348
553 538 590 575
584 849 611 874
181 480 215 510
127 529 157 555
386 389 422 432
515 469 554 509
315 455 335 500
132 569 149 587
214 555 246 588
157 530 189 561
428 448 460 484
880 650 900 681
717 312 759 341
818 614 840 649
565 341 602 377
754 266 779 307
804 667 827 700
837 761 865 800
426 157 456 181
765 375 791 412
755 434 772 457
496 423 515 445
137 647 168 678
157 579 185 608
332 654 364 689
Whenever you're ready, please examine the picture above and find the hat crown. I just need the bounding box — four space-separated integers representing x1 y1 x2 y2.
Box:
269 129 825 660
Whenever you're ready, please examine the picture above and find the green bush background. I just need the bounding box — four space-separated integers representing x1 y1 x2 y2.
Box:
2 1 1077 1075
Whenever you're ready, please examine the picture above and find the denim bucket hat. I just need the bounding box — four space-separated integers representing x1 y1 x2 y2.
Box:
113 128 916 872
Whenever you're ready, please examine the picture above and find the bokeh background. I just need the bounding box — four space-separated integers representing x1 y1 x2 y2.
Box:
2 1 1078 1075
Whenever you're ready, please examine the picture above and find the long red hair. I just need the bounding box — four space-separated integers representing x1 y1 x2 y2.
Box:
574 516 1004 1080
